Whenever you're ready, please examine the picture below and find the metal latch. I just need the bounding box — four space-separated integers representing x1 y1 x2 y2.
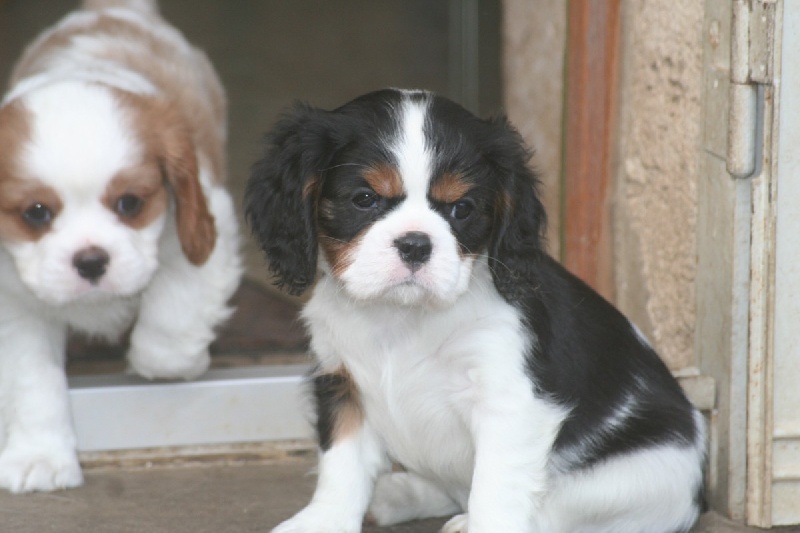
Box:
727 0 776 179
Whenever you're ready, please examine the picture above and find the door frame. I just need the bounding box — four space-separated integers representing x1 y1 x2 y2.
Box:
562 0 621 301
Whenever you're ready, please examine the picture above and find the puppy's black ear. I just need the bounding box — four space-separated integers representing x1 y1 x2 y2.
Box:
244 104 335 295
486 116 547 302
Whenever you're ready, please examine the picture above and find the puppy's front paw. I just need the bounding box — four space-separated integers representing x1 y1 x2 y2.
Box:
0 447 83 493
127 343 210 381
272 505 361 533
441 513 469 533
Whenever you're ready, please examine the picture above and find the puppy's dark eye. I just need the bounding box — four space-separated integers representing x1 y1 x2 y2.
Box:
352 190 379 209
22 203 53 228
449 199 475 221
115 194 144 218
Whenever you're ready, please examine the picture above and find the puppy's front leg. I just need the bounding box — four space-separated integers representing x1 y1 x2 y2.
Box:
456 376 566 533
0 319 82 492
272 369 388 533
128 187 240 380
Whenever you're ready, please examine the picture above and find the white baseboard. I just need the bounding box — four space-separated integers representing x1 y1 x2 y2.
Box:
68 364 314 452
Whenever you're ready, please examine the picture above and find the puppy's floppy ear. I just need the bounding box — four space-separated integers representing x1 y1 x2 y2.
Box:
245 103 335 296
486 115 547 302
159 108 216 266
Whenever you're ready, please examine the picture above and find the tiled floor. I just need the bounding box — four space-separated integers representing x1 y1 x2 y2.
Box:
0 454 794 533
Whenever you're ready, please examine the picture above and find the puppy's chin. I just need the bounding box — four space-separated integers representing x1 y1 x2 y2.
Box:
333 258 475 309
378 281 455 308
23 272 153 307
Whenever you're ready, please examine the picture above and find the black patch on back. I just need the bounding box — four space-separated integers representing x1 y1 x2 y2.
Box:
520 255 699 469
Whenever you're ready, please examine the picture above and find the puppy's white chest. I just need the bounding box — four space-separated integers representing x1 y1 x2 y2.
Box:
358 343 478 484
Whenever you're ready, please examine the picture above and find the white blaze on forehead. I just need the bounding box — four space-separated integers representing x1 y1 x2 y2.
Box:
23 82 139 195
391 97 431 201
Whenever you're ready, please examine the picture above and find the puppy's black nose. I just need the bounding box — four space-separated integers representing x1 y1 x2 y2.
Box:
72 246 110 283
393 231 432 270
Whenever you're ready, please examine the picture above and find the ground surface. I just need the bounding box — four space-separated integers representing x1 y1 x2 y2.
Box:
1 457 796 532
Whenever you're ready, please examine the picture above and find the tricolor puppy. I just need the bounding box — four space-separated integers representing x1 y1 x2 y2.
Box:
245 89 706 533
0 0 240 492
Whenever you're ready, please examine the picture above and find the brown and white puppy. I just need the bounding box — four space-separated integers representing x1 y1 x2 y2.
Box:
0 0 240 492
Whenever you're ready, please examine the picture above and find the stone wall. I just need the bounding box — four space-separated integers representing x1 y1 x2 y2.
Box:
613 0 704 369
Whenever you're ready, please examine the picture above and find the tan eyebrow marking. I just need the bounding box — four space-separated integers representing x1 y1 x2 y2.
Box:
429 172 473 204
362 164 404 198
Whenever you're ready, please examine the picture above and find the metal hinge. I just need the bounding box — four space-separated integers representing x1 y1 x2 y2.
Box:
727 0 776 178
